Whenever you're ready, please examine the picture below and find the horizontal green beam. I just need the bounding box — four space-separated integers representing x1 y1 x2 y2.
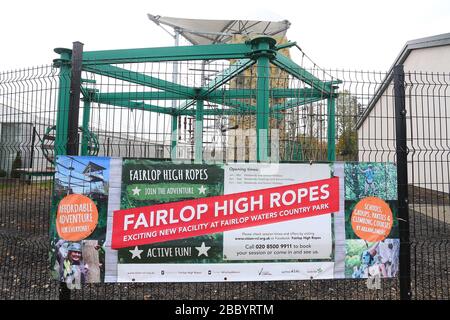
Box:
82 43 252 65
272 53 336 95
96 95 255 116
103 97 258 117
95 88 327 102
275 41 297 50
96 89 257 101
269 87 337 99
102 102 246 117
179 108 254 116
94 87 338 108
272 96 325 112
81 78 96 84
175 108 290 119
181 105 285 120
105 100 174 115
205 88 329 100
105 102 282 119
94 91 191 103
83 64 196 98
175 98 256 116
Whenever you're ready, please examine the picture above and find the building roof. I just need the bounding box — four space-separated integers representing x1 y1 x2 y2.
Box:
356 32 450 129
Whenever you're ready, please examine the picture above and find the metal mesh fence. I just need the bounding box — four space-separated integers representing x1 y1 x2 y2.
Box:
0 60 448 299
405 71 450 300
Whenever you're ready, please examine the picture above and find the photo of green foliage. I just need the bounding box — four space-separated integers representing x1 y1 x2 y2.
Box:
345 238 400 278
345 162 397 200
345 239 375 277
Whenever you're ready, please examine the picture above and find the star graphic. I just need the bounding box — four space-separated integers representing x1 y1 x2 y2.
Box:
198 185 207 195
195 242 211 257
129 246 143 259
131 186 141 196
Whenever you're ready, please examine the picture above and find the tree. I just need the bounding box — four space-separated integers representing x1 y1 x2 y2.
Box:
82 240 101 283
296 134 328 161
284 91 361 162
335 91 360 161
336 130 358 161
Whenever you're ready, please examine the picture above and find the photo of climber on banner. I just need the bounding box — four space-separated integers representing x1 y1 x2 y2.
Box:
52 240 105 288
49 156 110 286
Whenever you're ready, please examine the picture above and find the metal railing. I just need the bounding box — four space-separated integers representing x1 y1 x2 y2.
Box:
0 59 449 300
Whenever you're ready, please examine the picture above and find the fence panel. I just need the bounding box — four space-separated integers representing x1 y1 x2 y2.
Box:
0 62 448 300
405 71 450 300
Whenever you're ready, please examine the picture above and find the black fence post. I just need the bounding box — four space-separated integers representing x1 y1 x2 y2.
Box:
394 64 411 300
28 127 36 185
66 41 84 155
59 281 71 300
59 41 84 301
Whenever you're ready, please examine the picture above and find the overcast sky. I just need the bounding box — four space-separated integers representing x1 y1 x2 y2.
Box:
0 0 449 72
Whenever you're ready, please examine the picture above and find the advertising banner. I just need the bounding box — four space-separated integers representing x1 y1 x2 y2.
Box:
50 158 399 285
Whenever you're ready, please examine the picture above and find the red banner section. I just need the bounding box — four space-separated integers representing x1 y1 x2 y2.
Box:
112 177 340 249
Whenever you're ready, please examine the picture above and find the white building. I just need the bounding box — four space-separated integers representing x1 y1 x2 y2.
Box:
0 103 169 178
356 33 450 193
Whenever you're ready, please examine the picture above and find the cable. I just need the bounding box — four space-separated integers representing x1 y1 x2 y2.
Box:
293 44 335 81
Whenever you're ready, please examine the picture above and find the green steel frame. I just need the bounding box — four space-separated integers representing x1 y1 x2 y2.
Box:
54 36 341 162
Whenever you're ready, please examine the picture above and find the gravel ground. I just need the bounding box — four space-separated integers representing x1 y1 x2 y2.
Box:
0 180 448 300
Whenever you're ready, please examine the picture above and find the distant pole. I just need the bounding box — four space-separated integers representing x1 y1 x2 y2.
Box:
195 99 204 163
171 28 180 158
327 96 336 161
171 114 178 159
30 127 36 169
81 99 91 156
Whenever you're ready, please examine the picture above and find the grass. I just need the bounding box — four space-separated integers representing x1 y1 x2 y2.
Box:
0 178 52 191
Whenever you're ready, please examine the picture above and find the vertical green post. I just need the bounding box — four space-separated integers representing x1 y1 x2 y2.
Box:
171 113 178 159
194 100 204 163
251 36 276 162
327 96 336 161
80 99 91 156
54 48 72 156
